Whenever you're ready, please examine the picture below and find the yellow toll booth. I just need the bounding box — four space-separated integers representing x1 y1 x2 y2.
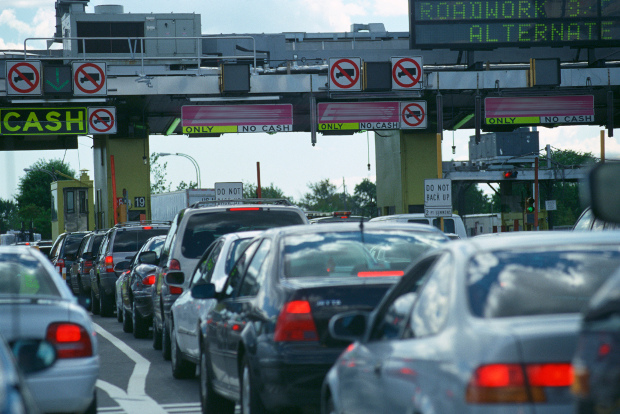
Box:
51 170 95 240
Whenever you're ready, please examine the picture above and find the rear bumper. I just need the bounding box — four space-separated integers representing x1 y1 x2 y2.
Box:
26 355 99 413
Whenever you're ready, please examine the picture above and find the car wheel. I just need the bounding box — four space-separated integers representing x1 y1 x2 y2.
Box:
171 319 196 379
241 354 266 414
133 301 149 339
82 391 97 414
162 317 172 361
100 285 114 317
152 317 162 350
122 305 133 333
200 346 234 414
91 284 100 315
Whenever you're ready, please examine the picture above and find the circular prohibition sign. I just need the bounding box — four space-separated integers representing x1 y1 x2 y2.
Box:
89 108 115 133
8 62 40 93
401 103 426 127
74 63 106 94
392 58 422 89
330 58 360 89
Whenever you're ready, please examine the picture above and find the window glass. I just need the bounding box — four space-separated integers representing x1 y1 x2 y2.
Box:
225 238 254 274
0 252 60 297
79 191 87 214
76 236 90 257
591 219 606 231
432 218 455 234
160 213 180 263
50 234 65 259
191 240 223 287
66 191 75 214
410 254 454 337
283 230 447 278
573 209 594 231
64 234 87 256
226 240 261 295
112 229 169 253
91 234 105 256
467 246 620 318
238 239 272 297
407 219 429 225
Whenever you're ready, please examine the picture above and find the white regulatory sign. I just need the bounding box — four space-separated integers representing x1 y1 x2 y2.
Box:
215 182 243 204
424 178 452 218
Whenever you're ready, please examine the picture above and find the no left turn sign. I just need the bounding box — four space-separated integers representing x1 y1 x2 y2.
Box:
329 58 361 90
88 107 117 134
400 101 427 129
7 61 41 95
392 56 423 90
73 62 107 95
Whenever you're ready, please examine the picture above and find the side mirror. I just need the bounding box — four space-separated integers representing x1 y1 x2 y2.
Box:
166 271 185 286
12 340 57 375
114 261 131 272
191 282 216 300
583 163 620 224
329 311 369 343
138 251 159 265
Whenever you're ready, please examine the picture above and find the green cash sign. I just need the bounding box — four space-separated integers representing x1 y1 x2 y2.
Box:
0 108 87 135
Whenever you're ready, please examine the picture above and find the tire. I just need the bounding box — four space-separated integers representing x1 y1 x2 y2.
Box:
91 284 100 315
241 354 267 414
122 305 133 333
162 318 172 361
133 301 149 339
100 284 114 317
171 319 196 379
200 346 234 414
82 391 97 414
152 317 162 350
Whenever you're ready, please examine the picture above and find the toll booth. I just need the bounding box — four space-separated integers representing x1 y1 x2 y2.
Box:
51 171 95 240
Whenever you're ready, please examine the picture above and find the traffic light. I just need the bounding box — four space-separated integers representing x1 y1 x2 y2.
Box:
503 170 518 178
525 197 535 213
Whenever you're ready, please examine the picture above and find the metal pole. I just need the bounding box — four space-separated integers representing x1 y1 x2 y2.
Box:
256 162 262 198
534 157 539 230
601 130 606 163
111 155 118 225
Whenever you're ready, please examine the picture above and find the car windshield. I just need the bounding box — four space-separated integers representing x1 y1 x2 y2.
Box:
113 229 169 252
182 210 305 258
0 252 60 297
283 230 447 278
467 245 620 318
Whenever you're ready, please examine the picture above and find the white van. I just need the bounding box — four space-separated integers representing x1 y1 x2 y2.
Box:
369 213 468 239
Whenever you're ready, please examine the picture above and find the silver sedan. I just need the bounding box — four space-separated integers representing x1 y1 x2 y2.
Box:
323 231 620 414
0 246 99 414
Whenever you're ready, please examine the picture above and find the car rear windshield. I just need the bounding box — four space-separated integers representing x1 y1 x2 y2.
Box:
113 229 169 253
283 230 447 278
64 234 87 256
0 252 60 297
182 210 305 258
467 246 620 318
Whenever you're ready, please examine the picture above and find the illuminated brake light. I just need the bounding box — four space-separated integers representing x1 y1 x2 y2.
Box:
357 270 404 277
105 255 114 272
45 323 93 359
142 226 153 230
467 363 572 404
142 275 156 286
228 207 261 211
274 300 318 342
332 211 351 217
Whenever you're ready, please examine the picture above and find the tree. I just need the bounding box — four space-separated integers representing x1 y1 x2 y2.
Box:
16 159 75 239
243 182 289 200
150 153 171 194
0 198 19 233
176 181 198 190
352 179 377 217
300 179 346 212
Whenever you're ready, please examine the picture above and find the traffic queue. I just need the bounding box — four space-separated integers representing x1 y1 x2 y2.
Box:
1 167 620 414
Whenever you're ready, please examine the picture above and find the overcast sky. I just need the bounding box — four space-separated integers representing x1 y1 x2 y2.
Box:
0 0 617 202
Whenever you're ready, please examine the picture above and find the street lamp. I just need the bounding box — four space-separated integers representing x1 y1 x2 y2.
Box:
23 167 58 181
156 153 201 189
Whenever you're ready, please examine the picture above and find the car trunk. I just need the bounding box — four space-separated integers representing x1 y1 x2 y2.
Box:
0 300 72 342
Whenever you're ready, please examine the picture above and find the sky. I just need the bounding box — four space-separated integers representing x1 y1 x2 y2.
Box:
0 0 618 202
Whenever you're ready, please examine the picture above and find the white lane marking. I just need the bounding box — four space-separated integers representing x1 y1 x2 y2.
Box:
94 323 167 414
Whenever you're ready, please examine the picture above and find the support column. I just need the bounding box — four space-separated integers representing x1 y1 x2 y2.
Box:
93 135 151 228
375 130 440 215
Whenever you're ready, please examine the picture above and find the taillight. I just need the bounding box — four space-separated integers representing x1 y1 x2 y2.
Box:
228 207 261 211
169 259 181 271
142 226 153 230
56 258 65 269
84 260 93 271
105 255 114 272
169 286 183 294
45 323 93 359
466 362 573 404
274 300 318 342
142 275 156 286
357 270 404 277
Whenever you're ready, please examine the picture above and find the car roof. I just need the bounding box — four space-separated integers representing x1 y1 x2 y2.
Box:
261 221 448 238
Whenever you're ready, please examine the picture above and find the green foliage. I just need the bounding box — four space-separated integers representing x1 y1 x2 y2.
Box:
300 179 346 212
150 153 171 194
243 182 289 200
459 185 494 215
352 179 377 217
176 181 198 190
0 198 19 233
16 159 75 239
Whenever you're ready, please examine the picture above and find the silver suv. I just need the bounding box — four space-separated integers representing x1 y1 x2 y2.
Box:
152 199 309 359
90 221 170 316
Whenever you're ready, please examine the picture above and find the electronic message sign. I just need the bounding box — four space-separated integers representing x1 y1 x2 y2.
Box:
409 0 620 49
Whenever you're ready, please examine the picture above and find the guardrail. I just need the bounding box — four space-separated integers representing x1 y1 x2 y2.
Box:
22 36 258 73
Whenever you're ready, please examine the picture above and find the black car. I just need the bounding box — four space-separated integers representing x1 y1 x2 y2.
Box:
573 269 620 413
187 222 448 413
118 235 166 338
70 230 107 300
49 231 89 288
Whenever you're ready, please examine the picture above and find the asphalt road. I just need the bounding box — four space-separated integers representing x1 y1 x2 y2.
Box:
93 313 208 414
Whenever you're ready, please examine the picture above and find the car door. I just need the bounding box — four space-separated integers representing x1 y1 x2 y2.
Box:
207 238 261 389
336 254 442 414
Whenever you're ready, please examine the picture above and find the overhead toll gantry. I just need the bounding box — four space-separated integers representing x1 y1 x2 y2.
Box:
1 0 619 228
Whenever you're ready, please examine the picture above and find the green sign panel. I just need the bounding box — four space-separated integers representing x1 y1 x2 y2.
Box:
0 108 87 135
43 65 72 95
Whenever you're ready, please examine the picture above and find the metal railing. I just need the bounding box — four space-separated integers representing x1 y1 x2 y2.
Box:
22 35 258 73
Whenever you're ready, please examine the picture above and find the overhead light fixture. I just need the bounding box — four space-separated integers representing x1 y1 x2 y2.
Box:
165 118 181 136
10 98 108 104
187 96 281 102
